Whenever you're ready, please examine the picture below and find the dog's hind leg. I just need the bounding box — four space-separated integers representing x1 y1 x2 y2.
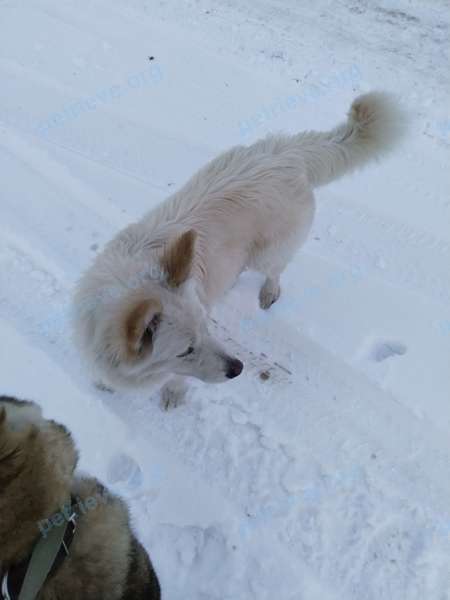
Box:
251 244 288 309
259 274 281 309
254 194 315 309
254 248 292 310
256 235 302 309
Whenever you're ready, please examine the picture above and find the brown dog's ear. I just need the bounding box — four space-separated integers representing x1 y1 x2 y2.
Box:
0 407 6 429
0 407 15 463
124 298 162 359
161 229 196 287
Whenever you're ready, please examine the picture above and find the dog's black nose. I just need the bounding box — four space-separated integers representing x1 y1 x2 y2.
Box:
226 358 243 379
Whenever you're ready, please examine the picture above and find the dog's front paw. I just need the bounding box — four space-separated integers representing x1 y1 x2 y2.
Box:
160 379 188 411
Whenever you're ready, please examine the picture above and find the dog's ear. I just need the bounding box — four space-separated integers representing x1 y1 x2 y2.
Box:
0 407 18 464
124 298 162 358
0 407 6 430
161 229 196 287
0 407 12 460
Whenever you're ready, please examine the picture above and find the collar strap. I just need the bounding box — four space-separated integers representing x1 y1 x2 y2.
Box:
1 496 77 600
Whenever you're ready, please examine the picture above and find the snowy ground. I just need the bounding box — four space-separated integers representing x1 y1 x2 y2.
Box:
1 1 450 598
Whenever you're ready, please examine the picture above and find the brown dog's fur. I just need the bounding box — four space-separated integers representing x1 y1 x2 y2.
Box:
0 396 161 600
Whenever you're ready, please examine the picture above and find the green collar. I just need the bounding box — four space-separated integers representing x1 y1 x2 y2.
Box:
1 498 77 600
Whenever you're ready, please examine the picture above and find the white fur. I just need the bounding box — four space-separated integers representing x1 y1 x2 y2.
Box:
73 92 405 399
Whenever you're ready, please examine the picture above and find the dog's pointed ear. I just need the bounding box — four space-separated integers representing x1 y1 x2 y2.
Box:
124 298 162 359
161 229 196 287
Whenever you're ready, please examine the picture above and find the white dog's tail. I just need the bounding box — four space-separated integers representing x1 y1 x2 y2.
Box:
296 92 406 188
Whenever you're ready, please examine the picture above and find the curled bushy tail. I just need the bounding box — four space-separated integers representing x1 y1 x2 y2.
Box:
298 92 407 188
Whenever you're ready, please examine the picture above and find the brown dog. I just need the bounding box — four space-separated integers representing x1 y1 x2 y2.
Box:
0 395 161 599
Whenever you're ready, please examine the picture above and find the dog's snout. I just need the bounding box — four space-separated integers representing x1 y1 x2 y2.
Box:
226 358 243 379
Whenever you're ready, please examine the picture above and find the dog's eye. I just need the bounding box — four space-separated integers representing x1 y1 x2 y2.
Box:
140 326 153 349
177 346 194 358
139 314 161 354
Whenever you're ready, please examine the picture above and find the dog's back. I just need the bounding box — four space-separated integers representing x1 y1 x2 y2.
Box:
42 476 161 600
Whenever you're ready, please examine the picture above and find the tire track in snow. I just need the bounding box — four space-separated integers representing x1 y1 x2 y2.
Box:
0 124 127 225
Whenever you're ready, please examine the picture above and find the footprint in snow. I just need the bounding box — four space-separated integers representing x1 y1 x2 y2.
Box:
106 452 143 490
370 340 407 362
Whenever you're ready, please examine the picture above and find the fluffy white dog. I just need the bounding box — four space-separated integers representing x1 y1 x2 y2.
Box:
73 92 404 407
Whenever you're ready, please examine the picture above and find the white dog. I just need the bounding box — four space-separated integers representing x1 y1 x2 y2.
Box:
73 92 404 407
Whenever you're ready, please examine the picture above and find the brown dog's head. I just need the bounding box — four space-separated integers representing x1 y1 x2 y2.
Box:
0 396 78 565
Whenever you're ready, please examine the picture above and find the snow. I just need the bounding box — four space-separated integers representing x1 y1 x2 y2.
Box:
1 1 449 598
